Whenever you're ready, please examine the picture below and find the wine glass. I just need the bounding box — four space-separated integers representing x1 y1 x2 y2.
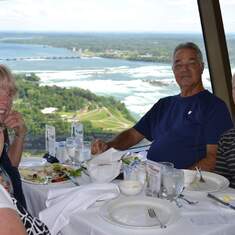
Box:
65 137 76 165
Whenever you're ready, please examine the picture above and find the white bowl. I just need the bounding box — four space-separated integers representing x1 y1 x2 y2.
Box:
87 161 122 183
118 180 144 196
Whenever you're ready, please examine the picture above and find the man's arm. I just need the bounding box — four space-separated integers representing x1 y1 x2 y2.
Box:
4 111 27 167
92 128 144 154
188 144 217 171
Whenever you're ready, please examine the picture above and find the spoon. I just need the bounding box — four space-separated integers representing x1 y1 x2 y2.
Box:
195 167 206 183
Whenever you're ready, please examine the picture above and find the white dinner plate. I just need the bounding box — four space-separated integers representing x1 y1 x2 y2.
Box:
19 157 47 168
184 170 229 193
100 196 180 229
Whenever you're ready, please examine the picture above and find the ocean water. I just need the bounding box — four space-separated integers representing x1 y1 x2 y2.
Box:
0 42 212 119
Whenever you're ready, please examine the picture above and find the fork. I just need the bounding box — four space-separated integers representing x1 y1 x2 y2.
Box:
147 208 166 229
195 167 206 183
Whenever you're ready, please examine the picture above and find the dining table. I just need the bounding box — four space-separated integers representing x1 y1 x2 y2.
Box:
21 174 235 235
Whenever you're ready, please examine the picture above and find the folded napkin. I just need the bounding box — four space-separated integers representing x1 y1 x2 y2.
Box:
87 148 123 183
91 148 124 163
39 183 120 235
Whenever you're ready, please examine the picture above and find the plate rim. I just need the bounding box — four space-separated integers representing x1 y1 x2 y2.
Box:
99 196 180 229
19 156 47 168
184 169 229 192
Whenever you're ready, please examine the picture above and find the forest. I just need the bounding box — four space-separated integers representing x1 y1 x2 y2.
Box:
13 73 135 150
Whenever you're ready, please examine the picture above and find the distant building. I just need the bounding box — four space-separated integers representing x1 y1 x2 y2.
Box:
41 107 58 114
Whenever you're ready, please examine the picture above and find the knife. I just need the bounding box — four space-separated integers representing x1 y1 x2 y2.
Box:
207 193 235 210
65 173 80 186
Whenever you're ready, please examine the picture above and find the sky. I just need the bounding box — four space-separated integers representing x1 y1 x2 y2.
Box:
0 0 235 33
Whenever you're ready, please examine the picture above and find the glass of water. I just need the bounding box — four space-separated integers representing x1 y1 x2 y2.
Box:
0 166 14 196
162 168 184 201
65 137 76 165
81 141 91 161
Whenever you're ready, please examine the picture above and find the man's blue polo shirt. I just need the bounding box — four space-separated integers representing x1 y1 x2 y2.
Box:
134 90 233 169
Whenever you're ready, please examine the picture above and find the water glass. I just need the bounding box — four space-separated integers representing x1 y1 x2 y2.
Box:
158 162 174 197
122 162 146 195
0 166 14 196
80 141 91 161
162 168 184 201
65 137 76 165
56 141 68 163
145 163 161 197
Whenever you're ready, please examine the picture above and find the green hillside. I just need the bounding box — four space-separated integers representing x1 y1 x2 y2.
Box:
13 73 135 141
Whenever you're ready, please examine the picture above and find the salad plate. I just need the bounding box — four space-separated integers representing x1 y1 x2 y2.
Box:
19 163 83 185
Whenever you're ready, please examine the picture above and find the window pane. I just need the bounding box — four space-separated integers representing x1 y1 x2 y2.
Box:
220 0 235 74
0 0 210 154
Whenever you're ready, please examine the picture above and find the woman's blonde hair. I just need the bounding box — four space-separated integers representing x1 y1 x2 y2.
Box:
0 64 17 97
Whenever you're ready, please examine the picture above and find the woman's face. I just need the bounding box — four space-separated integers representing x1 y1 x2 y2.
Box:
0 87 13 123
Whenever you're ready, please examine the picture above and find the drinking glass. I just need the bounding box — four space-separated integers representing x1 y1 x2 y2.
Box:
162 168 184 201
145 163 161 197
65 137 76 165
157 162 174 198
122 162 146 196
80 141 91 162
0 165 14 196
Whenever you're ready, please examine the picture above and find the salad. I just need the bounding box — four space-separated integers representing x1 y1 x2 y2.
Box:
19 163 83 184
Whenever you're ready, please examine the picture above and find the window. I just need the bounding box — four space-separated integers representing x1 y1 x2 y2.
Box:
0 0 210 154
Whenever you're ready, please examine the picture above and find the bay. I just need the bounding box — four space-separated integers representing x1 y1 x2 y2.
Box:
0 42 211 119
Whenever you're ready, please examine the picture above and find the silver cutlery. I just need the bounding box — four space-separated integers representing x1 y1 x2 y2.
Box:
43 176 52 184
195 167 206 183
147 208 166 229
65 173 80 186
207 193 235 210
179 194 199 205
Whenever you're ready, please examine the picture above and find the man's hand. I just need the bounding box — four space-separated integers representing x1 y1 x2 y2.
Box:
4 110 27 138
91 139 109 155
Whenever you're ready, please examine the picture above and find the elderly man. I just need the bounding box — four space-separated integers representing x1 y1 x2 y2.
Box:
92 42 233 171
214 74 235 187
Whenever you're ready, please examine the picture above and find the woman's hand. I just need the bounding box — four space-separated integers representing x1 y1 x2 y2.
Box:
4 110 27 139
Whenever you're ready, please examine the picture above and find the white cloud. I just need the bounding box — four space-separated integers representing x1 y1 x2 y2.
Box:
0 0 232 33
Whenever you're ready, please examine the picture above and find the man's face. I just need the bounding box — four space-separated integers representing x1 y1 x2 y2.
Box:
0 88 13 123
172 48 204 91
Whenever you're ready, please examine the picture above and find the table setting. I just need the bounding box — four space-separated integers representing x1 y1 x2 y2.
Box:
20 143 235 235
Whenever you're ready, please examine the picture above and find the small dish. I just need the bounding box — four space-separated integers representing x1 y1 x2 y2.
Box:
118 180 144 196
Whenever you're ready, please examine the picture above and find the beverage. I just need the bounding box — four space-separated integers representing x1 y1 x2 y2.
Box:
71 122 84 147
162 169 184 201
65 137 76 164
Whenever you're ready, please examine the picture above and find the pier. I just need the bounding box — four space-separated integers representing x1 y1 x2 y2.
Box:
0 55 80 61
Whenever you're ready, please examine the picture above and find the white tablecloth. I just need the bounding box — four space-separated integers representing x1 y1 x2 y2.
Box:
22 181 235 235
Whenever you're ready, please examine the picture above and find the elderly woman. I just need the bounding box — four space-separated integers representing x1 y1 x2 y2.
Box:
0 64 27 208
0 121 50 234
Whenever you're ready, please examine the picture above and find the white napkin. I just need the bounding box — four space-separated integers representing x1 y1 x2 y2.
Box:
87 148 123 182
39 183 120 235
91 147 124 163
